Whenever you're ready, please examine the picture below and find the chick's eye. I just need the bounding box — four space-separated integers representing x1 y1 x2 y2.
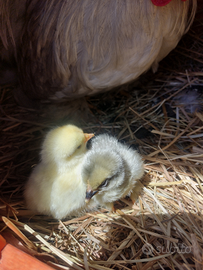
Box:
100 179 109 188
77 144 82 149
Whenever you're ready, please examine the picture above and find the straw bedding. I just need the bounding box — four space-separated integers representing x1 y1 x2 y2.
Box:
0 8 203 270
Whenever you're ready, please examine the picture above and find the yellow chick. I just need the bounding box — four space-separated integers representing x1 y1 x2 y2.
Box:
81 134 144 211
24 124 94 219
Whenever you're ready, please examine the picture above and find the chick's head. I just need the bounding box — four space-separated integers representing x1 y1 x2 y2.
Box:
41 124 94 165
82 150 125 202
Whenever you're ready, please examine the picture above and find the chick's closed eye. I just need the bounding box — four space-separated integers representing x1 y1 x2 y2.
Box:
98 178 110 189
76 144 82 149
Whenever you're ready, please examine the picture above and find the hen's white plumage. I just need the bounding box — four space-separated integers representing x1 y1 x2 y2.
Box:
0 0 197 102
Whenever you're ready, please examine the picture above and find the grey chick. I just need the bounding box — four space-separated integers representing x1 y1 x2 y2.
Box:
81 134 144 211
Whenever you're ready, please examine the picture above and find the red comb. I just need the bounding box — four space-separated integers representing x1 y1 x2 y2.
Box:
151 0 186 6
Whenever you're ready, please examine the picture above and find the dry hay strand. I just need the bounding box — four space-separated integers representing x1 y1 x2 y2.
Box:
1 9 203 270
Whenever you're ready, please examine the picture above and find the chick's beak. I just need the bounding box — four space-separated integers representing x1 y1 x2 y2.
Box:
85 181 98 203
84 133 94 143
85 189 98 203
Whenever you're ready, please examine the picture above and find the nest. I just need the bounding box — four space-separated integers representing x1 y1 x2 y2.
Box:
1 8 203 270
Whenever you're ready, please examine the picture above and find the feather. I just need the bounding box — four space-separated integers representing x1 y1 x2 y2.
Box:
0 0 197 102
